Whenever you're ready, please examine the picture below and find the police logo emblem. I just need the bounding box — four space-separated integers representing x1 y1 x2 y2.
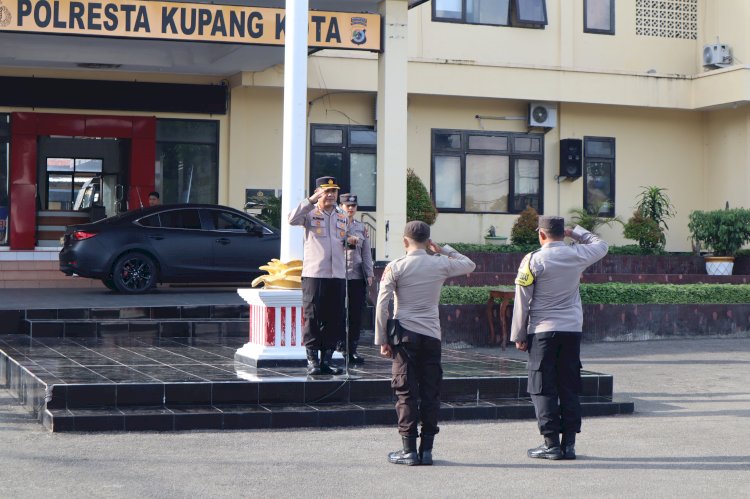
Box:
351 16 367 45
0 1 12 27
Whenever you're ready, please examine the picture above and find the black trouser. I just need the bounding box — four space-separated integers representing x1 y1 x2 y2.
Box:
527 332 582 437
301 277 345 350
391 329 443 437
346 279 366 344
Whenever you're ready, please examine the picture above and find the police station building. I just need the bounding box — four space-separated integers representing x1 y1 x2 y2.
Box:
2 0 750 283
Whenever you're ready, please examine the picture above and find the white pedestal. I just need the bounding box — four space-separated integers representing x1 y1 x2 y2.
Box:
234 288 307 367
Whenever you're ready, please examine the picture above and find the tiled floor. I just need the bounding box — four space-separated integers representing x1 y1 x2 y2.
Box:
0 334 531 385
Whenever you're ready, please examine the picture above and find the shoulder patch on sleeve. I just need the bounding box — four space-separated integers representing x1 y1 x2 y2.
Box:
514 252 536 287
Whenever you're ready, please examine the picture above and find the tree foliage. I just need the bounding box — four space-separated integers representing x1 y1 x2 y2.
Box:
406 169 438 225
510 206 539 246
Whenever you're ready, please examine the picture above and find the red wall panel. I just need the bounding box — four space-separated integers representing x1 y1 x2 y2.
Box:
9 135 37 185
129 137 156 210
37 114 86 136
9 184 37 249
10 113 37 134
132 117 156 139
85 117 134 138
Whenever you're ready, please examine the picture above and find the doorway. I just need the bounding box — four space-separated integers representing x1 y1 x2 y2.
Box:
37 137 130 220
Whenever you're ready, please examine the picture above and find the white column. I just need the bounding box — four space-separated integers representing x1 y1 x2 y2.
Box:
376 0 409 261
280 0 309 263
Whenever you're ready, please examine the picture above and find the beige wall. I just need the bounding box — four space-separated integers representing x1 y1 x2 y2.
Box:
703 107 750 211
409 0 701 76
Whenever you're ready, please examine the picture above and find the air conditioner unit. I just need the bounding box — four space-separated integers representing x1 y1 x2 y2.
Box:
528 102 557 128
703 43 732 68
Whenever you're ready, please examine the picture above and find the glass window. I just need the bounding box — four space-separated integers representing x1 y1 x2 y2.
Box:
434 156 462 209
465 155 508 212
313 128 343 145
310 125 377 210
434 132 462 150
156 119 219 205
583 137 616 216
467 0 509 25
209 210 255 231
350 129 377 145
159 209 202 229
515 0 548 25
585 0 615 35
435 0 545 28
432 129 544 214
513 158 540 212
434 0 462 19
350 153 376 207
46 158 102 210
468 135 508 151
137 214 161 227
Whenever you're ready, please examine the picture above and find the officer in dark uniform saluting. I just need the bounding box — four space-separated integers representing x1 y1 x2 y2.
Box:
288 176 348 375
375 221 476 466
511 216 608 460
338 193 374 364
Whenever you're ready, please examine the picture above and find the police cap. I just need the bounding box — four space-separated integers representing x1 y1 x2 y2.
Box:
538 215 565 236
339 193 358 205
315 176 339 190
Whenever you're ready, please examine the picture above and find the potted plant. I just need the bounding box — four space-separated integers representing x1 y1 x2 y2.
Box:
688 208 750 275
484 225 507 245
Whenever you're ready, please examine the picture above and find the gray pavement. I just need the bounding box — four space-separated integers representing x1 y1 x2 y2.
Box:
1 337 749 498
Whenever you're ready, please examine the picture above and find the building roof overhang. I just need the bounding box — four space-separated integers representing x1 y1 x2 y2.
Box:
0 0 428 77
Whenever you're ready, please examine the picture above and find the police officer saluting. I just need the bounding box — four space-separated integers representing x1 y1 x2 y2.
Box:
511 216 608 460
375 221 476 465
338 193 374 364
288 177 348 375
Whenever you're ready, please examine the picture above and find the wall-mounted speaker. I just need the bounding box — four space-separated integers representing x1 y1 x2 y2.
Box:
559 138 583 178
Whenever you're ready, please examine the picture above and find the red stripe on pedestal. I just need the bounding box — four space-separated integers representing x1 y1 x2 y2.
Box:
280 307 286 346
291 307 297 346
265 307 276 346
248 305 254 343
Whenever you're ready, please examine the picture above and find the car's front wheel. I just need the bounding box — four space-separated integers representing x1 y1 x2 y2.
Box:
101 278 117 291
112 252 157 294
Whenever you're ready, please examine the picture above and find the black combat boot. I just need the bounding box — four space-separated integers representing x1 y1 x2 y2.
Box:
348 341 365 365
418 434 434 465
306 348 321 376
319 349 343 375
527 434 563 460
561 432 576 460
388 436 419 466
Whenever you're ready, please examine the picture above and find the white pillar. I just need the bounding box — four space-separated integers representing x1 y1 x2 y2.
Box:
376 0 409 261
280 0 309 263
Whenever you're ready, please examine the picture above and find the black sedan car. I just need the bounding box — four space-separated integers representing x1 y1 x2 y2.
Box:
60 204 280 293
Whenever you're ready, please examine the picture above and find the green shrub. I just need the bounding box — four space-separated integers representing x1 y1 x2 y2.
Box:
688 208 750 256
510 206 539 246
568 204 622 235
623 211 665 254
406 169 438 225
250 194 281 229
440 284 750 305
634 186 675 231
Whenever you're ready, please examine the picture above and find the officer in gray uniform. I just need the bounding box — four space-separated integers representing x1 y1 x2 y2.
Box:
338 193 374 364
288 176 348 375
510 216 608 460
376 221 476 466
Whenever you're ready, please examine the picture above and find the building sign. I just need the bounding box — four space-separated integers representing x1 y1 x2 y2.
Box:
0 0 381 51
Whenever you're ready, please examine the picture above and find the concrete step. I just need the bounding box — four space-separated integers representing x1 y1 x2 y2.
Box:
23 318 249 338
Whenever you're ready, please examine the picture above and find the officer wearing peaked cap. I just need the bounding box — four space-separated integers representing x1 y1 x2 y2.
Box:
511 215 608 461
376 221 476 466
338 193 374 364
288 176 348 375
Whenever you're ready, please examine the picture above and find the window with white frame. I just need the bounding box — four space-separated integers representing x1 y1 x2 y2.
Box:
432 129 544 214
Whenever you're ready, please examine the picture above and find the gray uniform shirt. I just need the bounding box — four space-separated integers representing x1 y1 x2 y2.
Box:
288 199 348 279
510 225 609 343
375 245 476 345
345 219 374 280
